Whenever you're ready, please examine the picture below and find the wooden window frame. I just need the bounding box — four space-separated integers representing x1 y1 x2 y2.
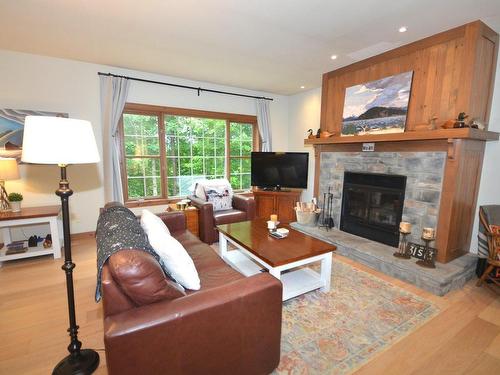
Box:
119 103 260 207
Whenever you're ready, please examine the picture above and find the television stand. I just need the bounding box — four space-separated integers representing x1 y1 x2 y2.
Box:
260 186 291 192
253 189 302 223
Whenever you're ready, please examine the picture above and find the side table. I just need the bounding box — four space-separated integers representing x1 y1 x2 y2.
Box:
0 205 62 266
167 204 199 237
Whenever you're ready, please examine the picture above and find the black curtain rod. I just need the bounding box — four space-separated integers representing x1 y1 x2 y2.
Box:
98 72 273 101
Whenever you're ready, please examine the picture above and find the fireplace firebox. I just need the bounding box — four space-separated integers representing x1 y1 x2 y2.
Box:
340 172 406 247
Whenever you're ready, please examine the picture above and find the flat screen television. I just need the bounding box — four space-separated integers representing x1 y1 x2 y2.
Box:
251 152 309 190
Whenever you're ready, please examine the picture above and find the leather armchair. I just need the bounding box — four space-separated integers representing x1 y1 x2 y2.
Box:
189 194 256 244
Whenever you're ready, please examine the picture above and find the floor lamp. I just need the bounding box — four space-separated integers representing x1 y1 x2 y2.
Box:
22 116 100 375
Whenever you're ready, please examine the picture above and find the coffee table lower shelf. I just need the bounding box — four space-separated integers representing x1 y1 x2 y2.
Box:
220 235 332 301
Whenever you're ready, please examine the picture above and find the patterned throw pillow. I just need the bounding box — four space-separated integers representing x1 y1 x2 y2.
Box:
193 178 233 211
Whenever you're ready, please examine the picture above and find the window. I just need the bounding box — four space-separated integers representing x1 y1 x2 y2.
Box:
120 104 259 204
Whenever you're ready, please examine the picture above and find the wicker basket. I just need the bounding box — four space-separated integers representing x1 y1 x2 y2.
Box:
295 209 320 226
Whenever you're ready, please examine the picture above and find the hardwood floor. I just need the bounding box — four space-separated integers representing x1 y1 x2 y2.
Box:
0 237 498 374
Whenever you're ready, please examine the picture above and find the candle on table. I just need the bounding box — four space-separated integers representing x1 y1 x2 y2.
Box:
422 227 435 240
270 214 278 222
399 222 412 233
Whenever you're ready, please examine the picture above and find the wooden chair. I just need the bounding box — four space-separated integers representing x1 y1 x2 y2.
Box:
476 207 500 291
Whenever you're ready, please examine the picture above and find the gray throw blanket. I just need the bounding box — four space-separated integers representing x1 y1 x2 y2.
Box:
95 205 168 302
478 205 500 258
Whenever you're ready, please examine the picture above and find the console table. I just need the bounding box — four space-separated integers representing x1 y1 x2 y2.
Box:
0 205 62 266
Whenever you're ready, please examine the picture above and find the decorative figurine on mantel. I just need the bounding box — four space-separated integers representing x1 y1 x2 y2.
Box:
416 227 437 268
394 221 412 259
307 129 315 139
454 112 469 128
428 115 438 130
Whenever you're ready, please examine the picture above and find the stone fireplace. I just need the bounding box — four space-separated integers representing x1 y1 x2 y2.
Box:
319 151 446 246
340 171 406 247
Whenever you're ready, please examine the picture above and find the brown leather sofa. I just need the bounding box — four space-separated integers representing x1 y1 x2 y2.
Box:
188 194 256 244
100 209 282 375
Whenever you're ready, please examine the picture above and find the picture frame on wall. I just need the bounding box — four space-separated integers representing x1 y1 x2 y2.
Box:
341 71 414 136
0 109 68 161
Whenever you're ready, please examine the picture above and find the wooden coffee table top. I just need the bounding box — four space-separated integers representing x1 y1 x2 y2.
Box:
217 219 336 267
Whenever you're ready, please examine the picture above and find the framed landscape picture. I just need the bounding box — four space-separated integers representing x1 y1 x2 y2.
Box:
0 109 68 160
341 71 413 136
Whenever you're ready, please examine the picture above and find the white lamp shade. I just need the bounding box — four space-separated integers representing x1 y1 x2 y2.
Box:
21 116 100 165
0 158 20 180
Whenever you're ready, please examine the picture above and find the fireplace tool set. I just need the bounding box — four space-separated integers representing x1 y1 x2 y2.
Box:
319 187 335 230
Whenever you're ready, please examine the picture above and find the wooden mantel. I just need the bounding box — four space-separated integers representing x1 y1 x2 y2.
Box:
304 128 499 145
311 21 499 264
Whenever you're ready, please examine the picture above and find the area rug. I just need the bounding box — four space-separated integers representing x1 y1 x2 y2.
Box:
274 259 439 375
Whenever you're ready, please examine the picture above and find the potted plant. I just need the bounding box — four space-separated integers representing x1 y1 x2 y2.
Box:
8 192 23 212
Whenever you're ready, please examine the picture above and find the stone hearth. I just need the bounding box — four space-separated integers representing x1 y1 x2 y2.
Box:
291 223 476 296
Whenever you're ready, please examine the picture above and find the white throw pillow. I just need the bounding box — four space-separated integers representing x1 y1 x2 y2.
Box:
140 209 200 290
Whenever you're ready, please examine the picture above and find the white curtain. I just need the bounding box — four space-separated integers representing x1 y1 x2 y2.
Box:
100 75 130 203
256 98 272 151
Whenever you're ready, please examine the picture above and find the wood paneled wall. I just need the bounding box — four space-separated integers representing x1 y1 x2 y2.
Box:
321 21 499 134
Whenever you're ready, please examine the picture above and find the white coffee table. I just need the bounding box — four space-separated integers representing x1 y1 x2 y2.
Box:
217 220 335 301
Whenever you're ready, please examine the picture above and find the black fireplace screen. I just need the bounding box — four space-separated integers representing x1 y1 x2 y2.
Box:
340 172 406 247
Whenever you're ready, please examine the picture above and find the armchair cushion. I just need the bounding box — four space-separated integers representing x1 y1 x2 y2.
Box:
214 209 247 226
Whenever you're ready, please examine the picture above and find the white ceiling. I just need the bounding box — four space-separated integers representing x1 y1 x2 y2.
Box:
1 0 500 95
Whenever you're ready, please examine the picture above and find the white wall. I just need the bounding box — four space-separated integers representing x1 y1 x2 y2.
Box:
470 55 500 253
0 49 288 237
287 56 500 254
287 88 322 202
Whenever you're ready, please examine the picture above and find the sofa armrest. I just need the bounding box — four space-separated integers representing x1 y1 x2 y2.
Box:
104 273 282 375
233 194 256 220
189 195 215 243
156 211 186 232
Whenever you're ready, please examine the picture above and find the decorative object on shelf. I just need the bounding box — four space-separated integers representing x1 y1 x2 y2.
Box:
43 233 52 249
22 115 100 374
316 128 321 138
307 129 315 139
28 235 38 247
0 109 68 160
0 158 20 211
7 192 23 212
454 112 469 128
416 227 437 268
5 240 28 255
319 187 334 230
469 118 486 130
428 115 438 130
341 71 413 136
394 222 412 259
175 199 190 210
320 130 335 138
441 119 456 129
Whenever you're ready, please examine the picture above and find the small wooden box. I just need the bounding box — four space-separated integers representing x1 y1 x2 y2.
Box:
167 204 199 237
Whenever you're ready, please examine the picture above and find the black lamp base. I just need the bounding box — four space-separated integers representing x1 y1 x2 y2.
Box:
52 349 100 375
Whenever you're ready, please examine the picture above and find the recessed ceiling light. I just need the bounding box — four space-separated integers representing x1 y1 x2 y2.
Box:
399 26 407 33
300 85 305 89
330 55 338 60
